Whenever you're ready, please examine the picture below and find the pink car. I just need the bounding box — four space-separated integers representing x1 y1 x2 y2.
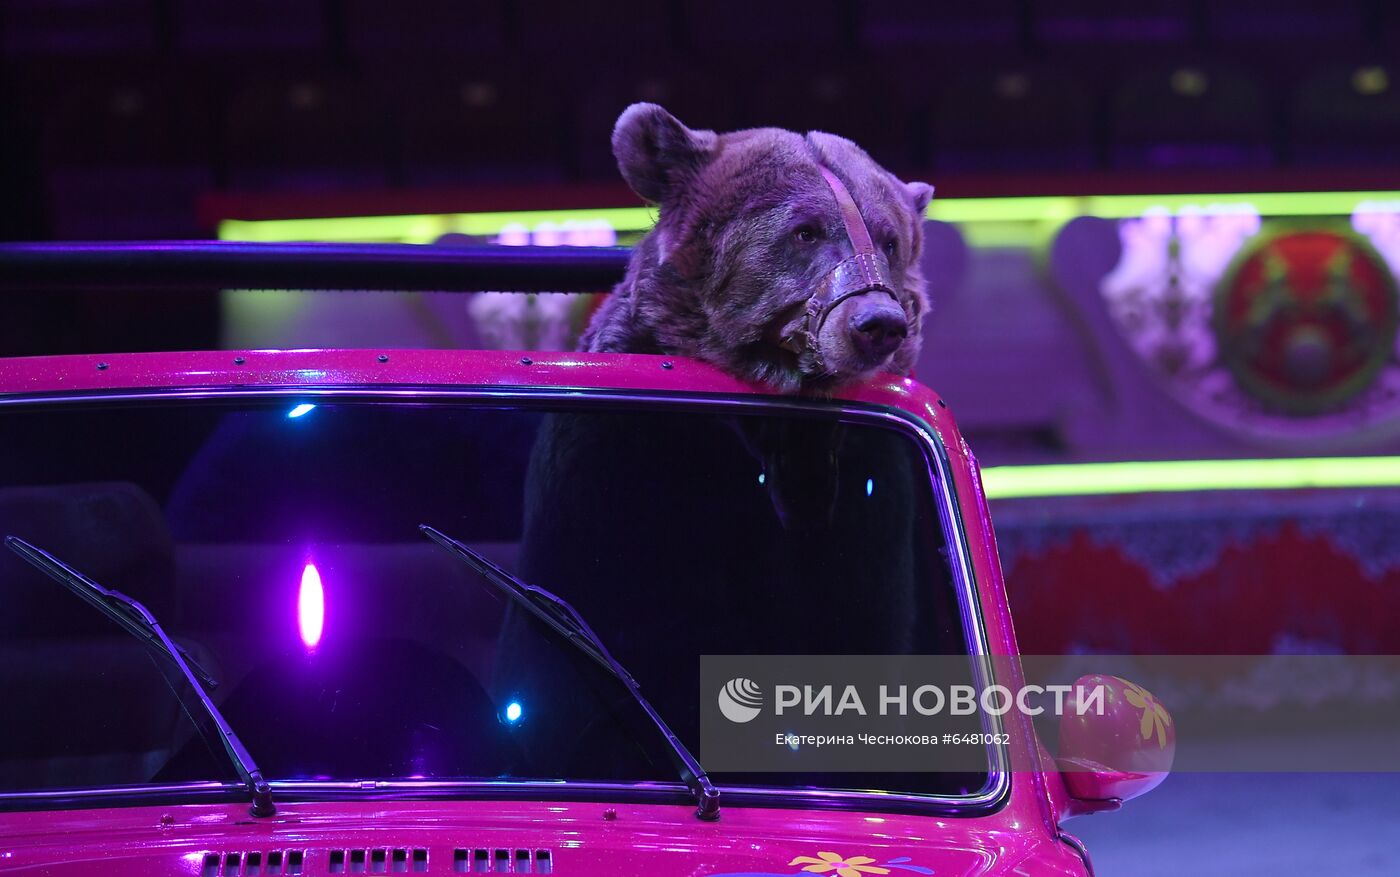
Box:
0 243 1171 876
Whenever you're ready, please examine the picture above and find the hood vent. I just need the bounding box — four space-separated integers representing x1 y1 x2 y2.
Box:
452 849 552 874
204 848 549 875
329 849 430 873
204 850 305 876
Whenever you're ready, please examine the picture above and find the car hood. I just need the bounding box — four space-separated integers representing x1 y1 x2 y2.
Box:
0 799 1085 876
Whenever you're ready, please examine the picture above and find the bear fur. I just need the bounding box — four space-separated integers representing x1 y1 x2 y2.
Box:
581 103 934 392
487 109 948 777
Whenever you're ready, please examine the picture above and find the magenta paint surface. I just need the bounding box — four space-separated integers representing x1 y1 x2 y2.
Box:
0 348 1090 875
0 348 914 401
0 799 1092 876
0 801 1092 874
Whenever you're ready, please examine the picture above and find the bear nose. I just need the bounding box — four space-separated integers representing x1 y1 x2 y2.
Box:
849 301 907 361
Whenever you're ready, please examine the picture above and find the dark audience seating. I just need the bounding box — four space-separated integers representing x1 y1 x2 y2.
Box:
745 66 917 172
516 0 677 64
1204 0 1366 49
1290 63 1400 166
172 0 328 64
855 0 1023 62
0 0 159 59
569 65 745 180
1 0 1395 239
224 76 389 191
1109 62 1274 169
342 0 508 64
932 68 1096 173
1033 0 1194 48
681 0 848 55
40 77 212 237
394 69 568 185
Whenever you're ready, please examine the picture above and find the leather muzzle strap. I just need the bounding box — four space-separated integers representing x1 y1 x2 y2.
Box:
817 166 876 254
780 161 899 359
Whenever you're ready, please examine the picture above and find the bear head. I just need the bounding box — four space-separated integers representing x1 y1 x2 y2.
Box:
582 103 934 393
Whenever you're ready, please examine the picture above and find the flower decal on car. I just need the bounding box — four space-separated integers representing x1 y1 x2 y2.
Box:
1119 677 1172 748
788 853 891 877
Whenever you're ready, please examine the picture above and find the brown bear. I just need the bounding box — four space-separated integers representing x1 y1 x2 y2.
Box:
581 103 934 392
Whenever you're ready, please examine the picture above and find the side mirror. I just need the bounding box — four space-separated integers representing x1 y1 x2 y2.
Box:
1057 674 1174 808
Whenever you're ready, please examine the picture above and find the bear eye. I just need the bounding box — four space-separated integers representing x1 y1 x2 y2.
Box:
794 226 819 244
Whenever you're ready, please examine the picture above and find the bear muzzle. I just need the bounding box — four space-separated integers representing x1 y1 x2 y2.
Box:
778 253 905 379
807 288 907 378
849 298 908 361
775 158 909 383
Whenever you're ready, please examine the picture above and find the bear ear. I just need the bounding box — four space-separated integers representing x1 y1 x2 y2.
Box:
905 181 935 215
612 103 717 204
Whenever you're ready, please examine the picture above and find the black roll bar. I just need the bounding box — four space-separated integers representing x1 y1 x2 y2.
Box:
0 242 632 293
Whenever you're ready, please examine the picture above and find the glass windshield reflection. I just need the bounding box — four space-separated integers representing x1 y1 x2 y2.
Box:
0 398 983 800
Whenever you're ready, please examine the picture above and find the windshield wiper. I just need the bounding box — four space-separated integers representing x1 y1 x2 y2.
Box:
2 540 220 691
5 535 276 817
421 524 722 821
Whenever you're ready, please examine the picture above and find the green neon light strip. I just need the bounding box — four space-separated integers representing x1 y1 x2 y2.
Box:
219 207 660 244
218 191 1400 244
930 190 1400 224
979 456 1400 499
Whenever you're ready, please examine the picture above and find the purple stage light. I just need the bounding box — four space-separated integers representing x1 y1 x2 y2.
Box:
298 562 325 649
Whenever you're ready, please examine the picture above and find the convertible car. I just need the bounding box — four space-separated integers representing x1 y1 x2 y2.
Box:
0 242 1170 876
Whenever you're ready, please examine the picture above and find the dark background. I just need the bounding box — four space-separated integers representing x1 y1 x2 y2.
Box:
5 1 1399 356
3 0 1399 242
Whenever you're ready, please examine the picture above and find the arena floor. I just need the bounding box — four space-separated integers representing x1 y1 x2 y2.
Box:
1070 772 1400 875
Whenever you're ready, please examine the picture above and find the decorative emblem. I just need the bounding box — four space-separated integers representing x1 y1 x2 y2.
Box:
1100 207 1400 439
1214 229 1398 415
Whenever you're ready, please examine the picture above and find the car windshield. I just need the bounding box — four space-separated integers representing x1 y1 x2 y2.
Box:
0 395 987 803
